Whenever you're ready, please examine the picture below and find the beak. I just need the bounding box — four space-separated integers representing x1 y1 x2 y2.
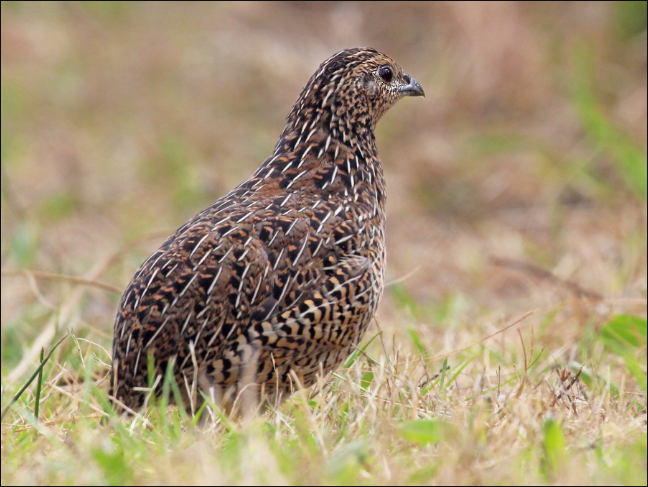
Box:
399 73 425 97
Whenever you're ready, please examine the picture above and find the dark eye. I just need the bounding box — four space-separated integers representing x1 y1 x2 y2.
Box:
379 66 393 83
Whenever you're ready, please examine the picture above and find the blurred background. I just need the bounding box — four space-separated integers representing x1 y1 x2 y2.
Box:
1 1 646 371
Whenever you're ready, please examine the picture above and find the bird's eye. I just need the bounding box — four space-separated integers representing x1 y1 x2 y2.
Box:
379 66 393 83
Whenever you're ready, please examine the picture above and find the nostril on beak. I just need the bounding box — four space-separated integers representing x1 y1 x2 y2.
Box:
399 72 425 97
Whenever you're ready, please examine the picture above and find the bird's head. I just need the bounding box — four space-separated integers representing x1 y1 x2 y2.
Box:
287 48 424 143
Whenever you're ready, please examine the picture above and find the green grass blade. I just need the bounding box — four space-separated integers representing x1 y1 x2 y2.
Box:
33 347 45 424
543 416 566 478
1 331 69 421
344 331 382 368
574 45 648 201
439 358 448 392
465 347 545 401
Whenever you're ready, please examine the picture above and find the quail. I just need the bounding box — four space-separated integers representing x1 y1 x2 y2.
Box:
110 47 424 413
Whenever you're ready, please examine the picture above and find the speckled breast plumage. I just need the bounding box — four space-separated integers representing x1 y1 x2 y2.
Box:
110 47 423 412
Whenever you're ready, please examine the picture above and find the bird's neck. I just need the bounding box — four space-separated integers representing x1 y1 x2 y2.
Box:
284 85 378 148
246 87 385 206
265 121 385 205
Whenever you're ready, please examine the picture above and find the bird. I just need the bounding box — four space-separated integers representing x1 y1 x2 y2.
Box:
110 47 424 415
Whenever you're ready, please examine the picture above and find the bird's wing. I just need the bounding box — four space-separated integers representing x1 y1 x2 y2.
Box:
111 190 377 401
111 193 275 398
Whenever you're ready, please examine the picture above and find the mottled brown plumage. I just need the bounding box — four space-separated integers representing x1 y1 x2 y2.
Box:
110 47 424 413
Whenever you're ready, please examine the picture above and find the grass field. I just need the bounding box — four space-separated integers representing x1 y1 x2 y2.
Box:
1 2 646 485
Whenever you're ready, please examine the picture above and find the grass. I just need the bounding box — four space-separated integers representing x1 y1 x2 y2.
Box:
1 2 646 485
1 292 645 484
